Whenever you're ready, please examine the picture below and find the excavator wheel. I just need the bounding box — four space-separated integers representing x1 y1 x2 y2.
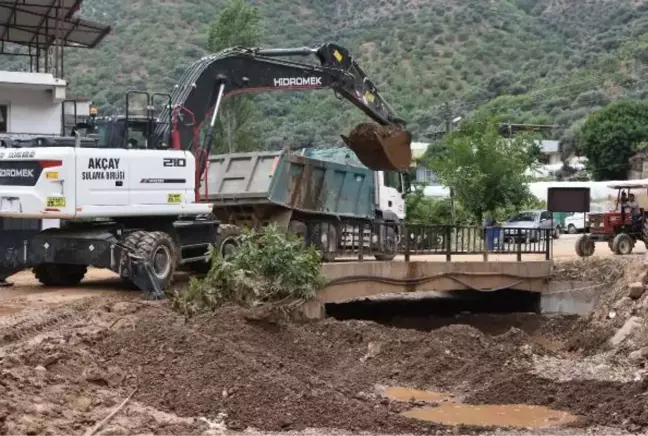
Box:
341 122 412 171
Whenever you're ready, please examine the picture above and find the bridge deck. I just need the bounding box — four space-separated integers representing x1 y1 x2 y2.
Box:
318 260 553 304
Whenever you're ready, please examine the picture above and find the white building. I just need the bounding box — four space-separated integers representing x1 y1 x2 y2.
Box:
0 0 109 138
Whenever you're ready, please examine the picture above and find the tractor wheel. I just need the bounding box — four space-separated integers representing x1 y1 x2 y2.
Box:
612 233 634 255
310 222 338 262
34 263 87 287
642 218 648 246
575 235 595 258
120 230 177 290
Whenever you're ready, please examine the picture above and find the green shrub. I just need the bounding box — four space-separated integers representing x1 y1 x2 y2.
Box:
170 224 324 317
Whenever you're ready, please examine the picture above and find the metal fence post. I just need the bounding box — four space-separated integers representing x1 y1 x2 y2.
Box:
483 227 489 262
358 222 364 261
517 229 522 262
404 222 410 262
445 225 452 262
545 228 551 260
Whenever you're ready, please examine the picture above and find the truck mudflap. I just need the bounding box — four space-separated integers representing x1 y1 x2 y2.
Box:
114 243 165 299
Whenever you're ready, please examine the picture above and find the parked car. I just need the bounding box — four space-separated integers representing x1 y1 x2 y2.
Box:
562 205 607 234
563 212 588 234
502 209 560 243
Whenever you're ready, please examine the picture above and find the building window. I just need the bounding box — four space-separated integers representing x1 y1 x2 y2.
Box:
0 105 6 133
416 165 438 184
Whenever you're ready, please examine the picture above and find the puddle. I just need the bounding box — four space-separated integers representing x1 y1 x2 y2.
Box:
382 386 450 403
402 404 578 428
0 305 22 317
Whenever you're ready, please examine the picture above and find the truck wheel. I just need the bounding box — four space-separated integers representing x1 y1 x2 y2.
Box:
374 224 398 261
288 221 308 247
34 263 87 287
612 233 634 255
121 230 177 290
575 235 595 258
311 222 338 262
216 224 241 258
568 224 577 234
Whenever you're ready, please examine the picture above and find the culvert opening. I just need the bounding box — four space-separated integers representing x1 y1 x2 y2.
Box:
325 290 549 334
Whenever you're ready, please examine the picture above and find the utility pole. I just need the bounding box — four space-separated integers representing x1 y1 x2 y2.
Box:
442 102 456 225
443 102 452 136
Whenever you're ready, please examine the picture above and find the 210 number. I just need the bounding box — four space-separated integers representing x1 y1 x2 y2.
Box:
163 158 186 167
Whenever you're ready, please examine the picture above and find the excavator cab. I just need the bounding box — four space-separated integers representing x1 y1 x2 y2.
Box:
69 91 173 150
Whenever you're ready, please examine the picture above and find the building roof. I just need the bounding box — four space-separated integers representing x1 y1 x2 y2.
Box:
0 0 111 49
538 139 559 154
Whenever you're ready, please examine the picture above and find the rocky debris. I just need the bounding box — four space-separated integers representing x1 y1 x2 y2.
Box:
628 282 646 300
530 354 639 383
609 316 643 347
628 347 648 363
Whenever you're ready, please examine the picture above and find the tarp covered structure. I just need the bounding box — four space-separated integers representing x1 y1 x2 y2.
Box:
0 0 110 48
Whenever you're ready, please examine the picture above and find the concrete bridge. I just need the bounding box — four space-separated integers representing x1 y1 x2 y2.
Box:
301 260 553 319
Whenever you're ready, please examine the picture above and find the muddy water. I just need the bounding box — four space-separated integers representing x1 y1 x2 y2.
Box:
402 404 578 428
383 387 450 403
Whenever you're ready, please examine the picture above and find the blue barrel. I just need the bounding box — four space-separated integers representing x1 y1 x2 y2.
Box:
486 227 500 250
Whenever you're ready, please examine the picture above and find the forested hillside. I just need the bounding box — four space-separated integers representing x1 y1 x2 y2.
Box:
49 0 648 149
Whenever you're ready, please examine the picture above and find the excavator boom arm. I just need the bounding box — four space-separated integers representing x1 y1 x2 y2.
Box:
153 43 411 175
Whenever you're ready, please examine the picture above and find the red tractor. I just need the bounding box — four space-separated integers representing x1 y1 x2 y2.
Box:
575 182 648 257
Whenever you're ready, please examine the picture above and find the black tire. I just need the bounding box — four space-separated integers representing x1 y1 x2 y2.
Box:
216 224 241 258
567 224 578 234
575 235 595 258
288 221 308 247
553 226 560 239
643 219 648 246
612 233 634 255
310 222 338 262
33 263 87 287
120 230 177 290
374 224 398 261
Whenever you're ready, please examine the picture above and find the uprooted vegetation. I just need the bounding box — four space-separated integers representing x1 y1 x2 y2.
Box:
169 225 325 317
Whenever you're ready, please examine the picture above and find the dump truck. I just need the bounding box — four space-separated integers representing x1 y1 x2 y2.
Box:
203 146 407 262
0 43 412 295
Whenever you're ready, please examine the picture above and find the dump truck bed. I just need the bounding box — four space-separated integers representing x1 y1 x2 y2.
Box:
202 150 375 219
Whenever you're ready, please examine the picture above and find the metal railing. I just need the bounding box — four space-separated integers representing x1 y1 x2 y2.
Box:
303 220 552 262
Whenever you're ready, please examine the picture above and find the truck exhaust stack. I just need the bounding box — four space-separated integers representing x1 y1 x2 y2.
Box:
341 122 413 171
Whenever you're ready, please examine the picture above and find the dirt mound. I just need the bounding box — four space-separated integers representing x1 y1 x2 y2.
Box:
552 257 628 284
467 373 648 433
95 306 546 434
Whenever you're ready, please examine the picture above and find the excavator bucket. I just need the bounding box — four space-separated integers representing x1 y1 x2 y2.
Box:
341 123 413 171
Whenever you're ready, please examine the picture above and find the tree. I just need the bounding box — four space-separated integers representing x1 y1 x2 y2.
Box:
405 184 473 225
207 0 262 153
425 117 539 223
579 100 648 180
